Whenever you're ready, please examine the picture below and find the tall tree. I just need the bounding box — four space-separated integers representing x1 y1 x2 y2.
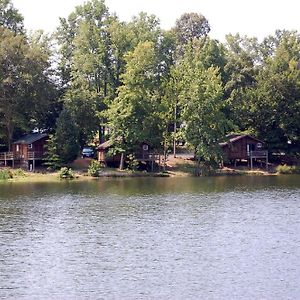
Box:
175 41 229 172
0 27 55 149
223 34 259 130
54 108 80 164
174 12 210 45
107 41 164 168
57 0 114 145
0 0 24 33
248 31 300 152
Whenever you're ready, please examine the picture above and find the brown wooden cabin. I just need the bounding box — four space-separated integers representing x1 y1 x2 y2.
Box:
0 133 48 170
97 140 159 170
220 134 268 169
97 140 121 166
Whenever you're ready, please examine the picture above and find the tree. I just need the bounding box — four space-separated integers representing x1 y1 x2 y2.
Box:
248 31 300 153
0 27 56 149
107 41 163 169
0 0 24 33
174 12 210 45
175 41 229 173
223 34 259 130
54 108 80 164
56 0 114 145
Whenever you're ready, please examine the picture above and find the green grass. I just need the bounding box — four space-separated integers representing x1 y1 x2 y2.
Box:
276 164 300 174
0 169 13 180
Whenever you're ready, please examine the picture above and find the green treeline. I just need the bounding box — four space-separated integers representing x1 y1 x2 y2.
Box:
1 0 299 167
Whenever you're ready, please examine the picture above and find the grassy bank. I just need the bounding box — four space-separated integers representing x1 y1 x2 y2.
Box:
1 158 299 183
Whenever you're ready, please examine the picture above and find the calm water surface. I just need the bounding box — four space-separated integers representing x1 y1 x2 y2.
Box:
0 176 300 299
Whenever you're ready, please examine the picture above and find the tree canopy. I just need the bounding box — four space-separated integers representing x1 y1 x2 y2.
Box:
1 0 299 166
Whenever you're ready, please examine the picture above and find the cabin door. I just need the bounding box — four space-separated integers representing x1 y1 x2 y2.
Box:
247 144 255 155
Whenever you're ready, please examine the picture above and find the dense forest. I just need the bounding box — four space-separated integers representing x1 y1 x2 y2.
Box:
1 0 299 167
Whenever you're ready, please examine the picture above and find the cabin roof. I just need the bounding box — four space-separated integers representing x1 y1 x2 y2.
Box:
97 140 151 150
97 140 113 150
220 134 264 147
13 133 48 145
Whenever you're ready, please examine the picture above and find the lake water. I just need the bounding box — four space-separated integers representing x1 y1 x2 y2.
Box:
0 176 300 299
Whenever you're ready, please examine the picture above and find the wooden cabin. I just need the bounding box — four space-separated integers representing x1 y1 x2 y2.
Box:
220 134 268 169
97 140 160 170
97 140 121 166
0 133 48 170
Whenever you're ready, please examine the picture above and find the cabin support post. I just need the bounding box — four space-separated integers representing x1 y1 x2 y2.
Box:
250 156 253 170
159 154 161 171
4 153 7 167
266 152 268 171
173 102 177 158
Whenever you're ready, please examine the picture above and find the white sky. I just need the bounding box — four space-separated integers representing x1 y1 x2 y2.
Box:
13 0 300 41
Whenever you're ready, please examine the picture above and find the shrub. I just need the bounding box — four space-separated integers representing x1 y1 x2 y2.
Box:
126 154 139 171
276 164 300 174
13 168 26 177
59 167 75 179
0 169 13 180
88 160 103 177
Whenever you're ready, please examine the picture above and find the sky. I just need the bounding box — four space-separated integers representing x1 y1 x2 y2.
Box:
13 0 300 41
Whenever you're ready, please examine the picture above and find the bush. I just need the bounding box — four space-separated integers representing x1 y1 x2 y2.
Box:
59 167 75 179
126 154 139 171
88 160 103 177
276 164 300 174
0 169 13 180
13 168 26 177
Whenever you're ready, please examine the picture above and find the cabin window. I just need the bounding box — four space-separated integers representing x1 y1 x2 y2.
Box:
16 145 19 152
143 144 149 151
28 144 33 149
257 143 262 149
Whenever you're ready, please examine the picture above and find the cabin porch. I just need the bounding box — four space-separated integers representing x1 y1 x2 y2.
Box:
0 151 44 171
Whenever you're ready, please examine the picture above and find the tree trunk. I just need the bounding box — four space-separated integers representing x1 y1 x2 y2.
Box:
173 102 177 158
119 152 124 170
6 118 14 152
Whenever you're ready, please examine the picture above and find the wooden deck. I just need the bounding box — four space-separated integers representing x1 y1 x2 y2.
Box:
248 150 268 170
0 151 44 170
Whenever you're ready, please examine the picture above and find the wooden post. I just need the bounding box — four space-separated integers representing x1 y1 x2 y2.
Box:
173 102 177 158
250 156 253 170
4 153 7 167
33 152 35 172
119 152 124 170
159 154 161 171
266 152 268 171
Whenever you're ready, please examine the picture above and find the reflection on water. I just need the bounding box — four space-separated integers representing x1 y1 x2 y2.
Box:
0 176 300 299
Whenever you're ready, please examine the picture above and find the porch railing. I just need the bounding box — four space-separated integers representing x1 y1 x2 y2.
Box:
0 151 44 160
248 150 268 158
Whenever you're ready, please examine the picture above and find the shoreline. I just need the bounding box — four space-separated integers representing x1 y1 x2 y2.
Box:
0 167 283 183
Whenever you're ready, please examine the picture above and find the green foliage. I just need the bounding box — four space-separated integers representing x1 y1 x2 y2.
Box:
0 168 13 180
0 0 24 33
1 0 300 165
107 41 164 155
88 160 103 177
276 164 300 174
44 134 62 170
59 167 75 179
0 26 56 149
55 108 80 164
13 168 26 177
174 12 210 45
126 154 139 171
175 41 230 167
